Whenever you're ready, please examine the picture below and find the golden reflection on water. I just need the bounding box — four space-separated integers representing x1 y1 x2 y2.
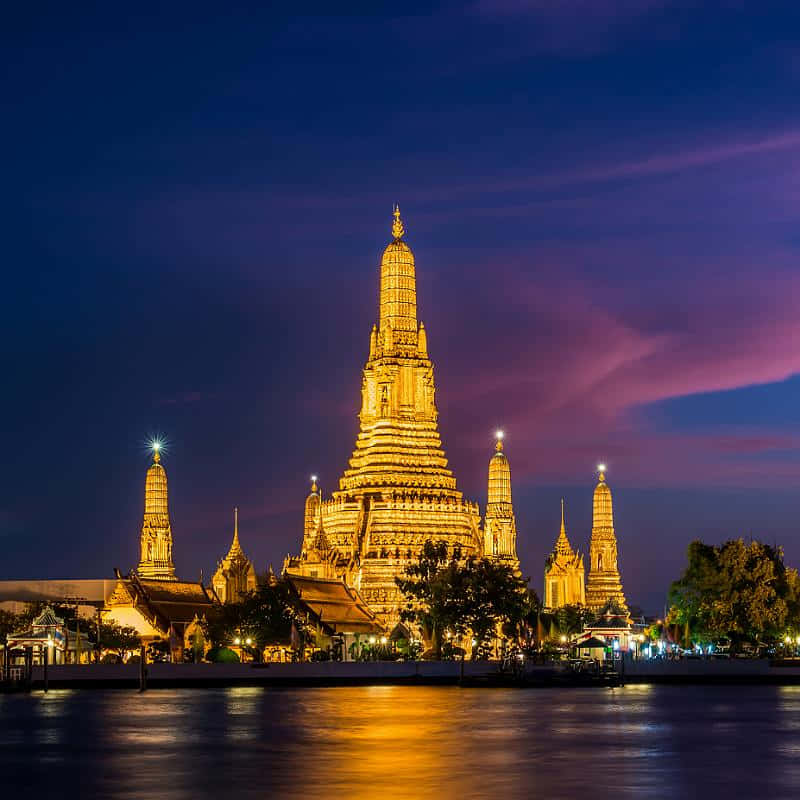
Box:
2 685 799 799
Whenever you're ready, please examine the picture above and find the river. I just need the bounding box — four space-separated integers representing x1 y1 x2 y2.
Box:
2 684 797 798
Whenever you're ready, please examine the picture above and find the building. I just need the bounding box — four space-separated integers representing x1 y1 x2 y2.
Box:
285 208 521 624
283 573 385 661
6 606 91 665
585 467 628 614
103 447 217 656
137 443 176 581
544 499 585 609
483 432 519 571
212 508 257 604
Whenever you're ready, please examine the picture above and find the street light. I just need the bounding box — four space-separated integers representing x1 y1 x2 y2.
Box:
234 637 241 645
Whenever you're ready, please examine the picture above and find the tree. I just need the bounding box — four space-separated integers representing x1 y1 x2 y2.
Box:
669 538 800 652
0 609 21 641
554 604 590 637
460 557 529 658
97 621 141 659
395 540 466 658
395 540 530 659
201 578 307 661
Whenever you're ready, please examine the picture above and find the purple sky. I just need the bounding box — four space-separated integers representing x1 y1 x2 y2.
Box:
3 2 800 612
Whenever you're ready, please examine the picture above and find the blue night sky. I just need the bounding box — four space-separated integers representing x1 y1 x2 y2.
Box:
3 2 800 613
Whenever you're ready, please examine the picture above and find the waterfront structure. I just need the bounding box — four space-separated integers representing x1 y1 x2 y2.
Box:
483 432 519 570
283 573 384 660
212 508 257 604
6 606 91 665
544 499 585 609
137 444 176 581
286 208 504 624
104 573 216 654
585 467 628 614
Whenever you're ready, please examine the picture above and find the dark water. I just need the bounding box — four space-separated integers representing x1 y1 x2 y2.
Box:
2 685 798 799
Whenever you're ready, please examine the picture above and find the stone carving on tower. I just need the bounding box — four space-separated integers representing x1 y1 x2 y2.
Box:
585 467 628 613
544 499 585 609
483 431 519 570
137 444 177 581
285 207 481 623
212 507 257 604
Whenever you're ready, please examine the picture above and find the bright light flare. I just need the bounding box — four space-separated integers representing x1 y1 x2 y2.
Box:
598 463 606 473
495 429 504 441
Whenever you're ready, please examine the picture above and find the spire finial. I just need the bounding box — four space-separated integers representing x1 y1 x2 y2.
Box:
598 463 606 482
151 440 161 463
233 506 239 546
392 204 405 240
560 497 566 535
310 475 318 493
495 429 504 452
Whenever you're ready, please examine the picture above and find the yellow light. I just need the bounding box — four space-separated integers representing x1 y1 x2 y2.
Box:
233 637 240 645
245 638 252 646
560 635 567 643
785 635 792 644
369 636 376 644
795 635 800 645
380 636 387 645
598 463 606 473
495 430 504 441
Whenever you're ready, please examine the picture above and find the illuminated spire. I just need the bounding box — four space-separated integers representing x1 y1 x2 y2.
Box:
554 498 572 555
229 507 243 555
487 432 511 505
586 465 628 614
379 206 417 353
138 446 176 581
391 204 405 240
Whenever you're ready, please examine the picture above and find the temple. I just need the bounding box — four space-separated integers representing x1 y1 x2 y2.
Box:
543 499 585 609
212 508 257 604
483 431 519 570
286 207 512 624
585 467 628 613
137 444 176 581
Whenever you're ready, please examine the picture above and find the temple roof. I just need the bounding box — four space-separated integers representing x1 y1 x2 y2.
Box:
109 574 217 634
285 574 384 635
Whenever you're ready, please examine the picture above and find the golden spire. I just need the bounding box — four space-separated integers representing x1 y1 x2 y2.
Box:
232 506 241 550
310 475 318 494
487 431 511 505
139 443 176 581
392 204 405 240
554 498 572 554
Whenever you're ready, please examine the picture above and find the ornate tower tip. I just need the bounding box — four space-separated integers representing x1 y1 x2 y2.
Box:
495 430 504 452
391 204 405 240
310 475 318 493
597 464 606 481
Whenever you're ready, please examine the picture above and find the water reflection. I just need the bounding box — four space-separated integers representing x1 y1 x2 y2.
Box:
1 685 798 798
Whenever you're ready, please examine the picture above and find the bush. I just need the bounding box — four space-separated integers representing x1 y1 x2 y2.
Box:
206 646 240 663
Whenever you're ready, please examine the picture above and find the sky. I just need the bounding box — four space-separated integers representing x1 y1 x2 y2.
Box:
2 1 800 613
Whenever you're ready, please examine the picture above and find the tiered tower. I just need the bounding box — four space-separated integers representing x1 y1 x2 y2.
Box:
544 499 585 609
137 444 176 581
585 467 628 613
212 507 257 603
288 207 481 623
483 431 519 569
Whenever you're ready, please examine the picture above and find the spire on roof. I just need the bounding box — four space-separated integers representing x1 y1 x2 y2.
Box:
392 203 405 240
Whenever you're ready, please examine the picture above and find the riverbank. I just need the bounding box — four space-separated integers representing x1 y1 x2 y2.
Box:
6 657 800 691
